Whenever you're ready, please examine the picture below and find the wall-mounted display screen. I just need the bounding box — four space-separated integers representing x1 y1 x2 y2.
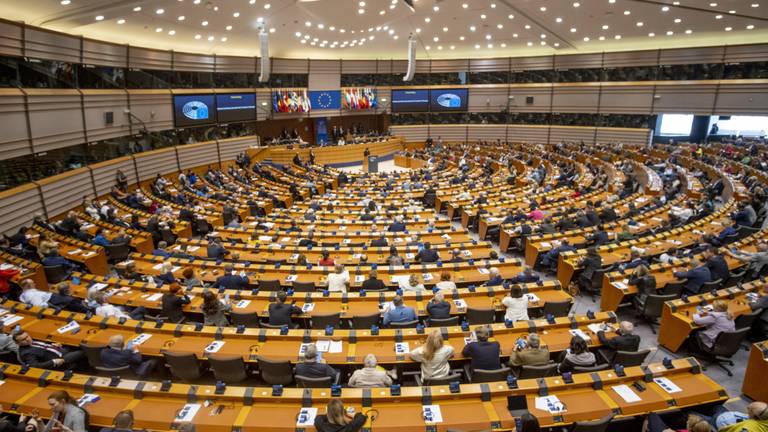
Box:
391 89 429 112
216 93 256 123
430 88 468 111
709 115 768 137
173 94 216 128
657 113 694 136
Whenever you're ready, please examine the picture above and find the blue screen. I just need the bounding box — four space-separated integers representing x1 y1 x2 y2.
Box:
430 88 468 111
173 94 216 127
216 93 256 123
391 89 429 112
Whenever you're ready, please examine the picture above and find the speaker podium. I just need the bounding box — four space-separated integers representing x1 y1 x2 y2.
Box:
363 155 379 173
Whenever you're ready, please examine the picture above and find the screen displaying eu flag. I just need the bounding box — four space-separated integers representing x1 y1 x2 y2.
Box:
309 90 341 110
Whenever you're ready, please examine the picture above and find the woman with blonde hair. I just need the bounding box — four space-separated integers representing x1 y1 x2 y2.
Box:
409 329 455 380
314 398 367 432
691 299 734 351
399 274 426 292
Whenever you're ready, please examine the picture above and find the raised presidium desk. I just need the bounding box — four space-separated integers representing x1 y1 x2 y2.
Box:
266 138 406 166
0 359 725 431
742 341 768 403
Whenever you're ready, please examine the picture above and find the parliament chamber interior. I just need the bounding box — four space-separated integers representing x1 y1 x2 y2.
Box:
1 0 768 431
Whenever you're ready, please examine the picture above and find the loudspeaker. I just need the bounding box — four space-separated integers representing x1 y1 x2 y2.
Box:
525 96 534 105
104 111 114 125
403 35 416 82
258 30 270 83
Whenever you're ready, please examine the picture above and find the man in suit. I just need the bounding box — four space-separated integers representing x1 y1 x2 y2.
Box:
508 333 550 368
100 334 156 378
213 265 249 290
370 233 388 247
703 246 730 282
359 208 375 221
298 231 317 247
295 344 340 383
387 216 406 233
152 241 171 258
415 242 439 263
508 267 540 284
462 326 501 371
41 250 75 273
361 270 386 292
178 205 195 223
599 205 618 223
673 258 712 295
588 225 610 246
597 321 641 364
268 290 303 327
206 237 230 260
13 330 84 369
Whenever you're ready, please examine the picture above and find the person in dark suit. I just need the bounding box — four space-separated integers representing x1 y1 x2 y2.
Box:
47 282 88 313
588 225 610 246
629 265 657 308
578 247 602 290
597 321 641 363
673 258 712 295
161 283 190 323
298 232 317 247
295 344 339 383
268 290 303 327
426 292 451 320
41 250 75 272
100 334 156 378
206 237 229 260
703 246 730 282
599 206 618 223
361 270 386 292
213 265 249 290
508 267 540 284
152 241 171 258
387 216 406 232
359 208 375 221
13 330 84 369
178 206 195 223
415 242 439 263
370 233 388 247
461 326 501 371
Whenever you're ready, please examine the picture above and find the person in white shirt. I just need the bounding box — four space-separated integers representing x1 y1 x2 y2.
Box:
435 271 457 291
92 291 130 320
348 354 394 388
501 284 529 322
19 279 51 307
399 274 426 292
326 264 350 293
409 329 455 380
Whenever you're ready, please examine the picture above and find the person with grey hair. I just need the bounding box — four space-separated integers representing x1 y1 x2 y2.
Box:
100 334 156 378
426 291 451 320
508 333 550 368
348 354 393 388
294 344 339 383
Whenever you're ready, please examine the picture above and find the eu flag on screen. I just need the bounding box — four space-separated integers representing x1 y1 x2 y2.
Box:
309 90 341 110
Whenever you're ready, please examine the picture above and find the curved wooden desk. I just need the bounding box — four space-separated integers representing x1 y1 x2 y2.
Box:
267 138 405 166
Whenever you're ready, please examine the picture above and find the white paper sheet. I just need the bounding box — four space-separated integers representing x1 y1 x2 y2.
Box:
130 333 153 346
453 299 467 309
0 264 16 271
395 342 410 354
286 275 298 282
654 377 682 394
355 275 365 283
296 407 318 426
1 315 22 326
329 340 343 353
315 340 330 352
534 396 566 413
235 300 251 309
568 329 591 342
423 273 434 281
524 293 540 303
587 323 611 334
422 405 443 423
612 385 642 403
76 393 100 407
146 293 163 302
175 403 202 423
57 321 80 334
477 268 490 274
204 341 225 354
298 343 313 356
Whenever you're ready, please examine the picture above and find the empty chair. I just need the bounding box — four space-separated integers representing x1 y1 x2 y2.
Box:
258 279 281 291
311 313 341 329
587 265 615 298
428 316 459 327
697 279 723 294
417 372 463 386
257 357 294 385
737 225 760 239
266 259 285 265
260 322 287 329
723 270 747 287
346 242 365 248
320 242 339 248
517 362 557 379
735 309 761 330
467 367 511 383
295 375 332 388
636 294 677 333
543 300 571 318
389 320 419 328
465 307 494 325
44 265 69 284
661 280 686 296
163 352 203 382
231 311 260 328
573 363 611 373
104 243 131 263
209 354 249 384
351 313 380 329
292 281 315 292
195 219 210 236
610 349 650 367
160 229 176 246
692 327 750 376
570 413 615 432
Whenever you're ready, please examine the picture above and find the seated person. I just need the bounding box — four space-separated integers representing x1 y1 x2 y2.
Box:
540 239 576 270
387 216 406 232
703 246 730 282
399 274 425 292
630 265 657 307
462 326 501 371
673 258 712 295
206 237 230 260
268 290 303 327
100 334 156 378
157 262 177 284
382 295 417 327
557 335 596 373
13 330 84 369
152 241 171 258
502 284 529 322
426 292 451 320
509 333 550 368
597 321 640 362
508 267 540 284
91 229 110 247
213 265 249 290
485 267 504 286
578 247 602 290
361 270 386 292
645 413 712 432
327 264 350 293
314 399 367 432
161 283 191 323
348 354 394 388
93 292 145 321
295 344 340 383
709 401 768 432
409 329 455 381
318 251 336 267
415 242 439 263
690 299 735 352
46 282 88 313
370 233 388 247
41 250 75 273
19 279 52 307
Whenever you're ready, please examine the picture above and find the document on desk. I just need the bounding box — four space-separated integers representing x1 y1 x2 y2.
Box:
568 329 591 342
654 377 682 394
587 323 610 334
391 275 410 285
524 293 540 303
57 321 80 334
258 235 272 241
614 280 628 289
406 253 415 260
152 263 163 270
130 333 152 346
301 303 315 313
395 342 410 355
1 315 22 326
534 396 566 413
539 242 551 248
90 282 109 291
204 341 225 354
298 343 313 357
68 249 83 255
285 274 298 282
235 300 251 309
0 264 16 271
76 393 100 408
296 407 318 427
146 293 163 302
477 268 490 274
316 340 331 352
422 405 443 423
175 403 202 423
329 340 343 353
612 385 642 403
422 273 434 281
453 299 467 309
355 275 365 283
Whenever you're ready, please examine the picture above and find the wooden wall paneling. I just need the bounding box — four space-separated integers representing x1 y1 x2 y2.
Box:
506 84 552 113
467 124 507 141
551 84 600 113
468 86 509 113
430 59 470 73
510 55 554 71
554 53 603 70
308 59 341 90
0 19 24 57
598 83 655 114
90 156 137 197
134 147 180 181
390 59 408 74
0 88 32 160
549 126 597 144
0 183 44 236
81 90 131 143
23 26 80 63
126 90 173 132
427 124 467 143
389 125 429 142
256 89 271 121
81 38 127 67
217 136 260 164
658 46 725 65
172 51 216 72
469 58 510 72
714 81 768 115
177 141 221 171
25 89 86 153
652 82 718 114
602 49 660 68
127 46 173 70
506 125 550 144
272 58 309 74
595 127 651 146
215 55 256 73
35 168 94 218
341 60 378 74
723 44 768 63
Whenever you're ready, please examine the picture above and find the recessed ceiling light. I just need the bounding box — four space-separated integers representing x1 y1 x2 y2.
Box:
583 36 590 41
556 17 563 22
512 33 518 37
318 24 324 29
424 17 431 22
524 24 531 29
155 8 164 15
491 3 496 8
674 18 682 23
602 24 609 30
305 21 312 27
662 6 670 11
573 2 580 7
60 0 70 5
623 10 631 15
415 28 421 33
168 30 176 35
485 34 492 40
540 33 546 38
488 43 494 48
614 34 622 39
358 8 364 14
667 30 674 35
226 25 232 30
95 15 104 21
729 10 736 13
433 36 439 41
257 17 264 22
359 1 365 6
178 16 185 21
752 3 760 7
554 42 560 47
527 41 533 46
379 10 385 14
480 14 486 19
715 14 723 19
264 3 271 9
710 2 718 6
462 3 469 8
497 24 503 29
508 14 514 19
747 24 755 29
540 6 547 11
599 36 606 40
725 26 732 31
459 36 465 40
207 36 214 41
433 5 439 11
443 27 448 32
470 25 476 31
636 22 644 26
221 37 227 42
475 44 481 49
450 45 455 49
648 32 655 37
685 29 693 34
195 34 202 39
202 21 208 26
437 45 443 50
233 12 240 17
117 18 125 24
155 27 162 32
570 27 577 32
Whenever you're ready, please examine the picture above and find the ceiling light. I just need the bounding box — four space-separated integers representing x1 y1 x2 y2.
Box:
540 6 547 11
674 18 682 23
497 23 503 29
491 3 496 8
358 8 364 13
133 6 141 11
178 16 185 21
155 27 162 32
662 6 670 11
462 3 468 8
485 34 492 40
202 21 208 26
685 29 693 34
540 33 546 38
225 25 233 31
648 32 655 37
715 14 723 19
470 25 476 31
424 17 431 22
168 30 176 35
729 10 736 13
512 33 518 37
752 3 760 7
614 34 621 39
623 10 630 15
667 30 674 35
155 8 164 15
570 27 577 32
480 14 487 19
725 26 732 31
195 34 201 39
747 24 756 29
318 24 325 29
305 21 312 26
233 12 240 17
433 36 439 41
433 5 439 11
554 42 560 47
636 22 644 27
583 36 589 41
488 43 494 48
556 17 563 23
264 3 271 9
602 24 609 30
415 28 421 33
508 14 514 19
573 2 580 7
459 36 465 40
208 36 215 41
379 10 385 14
95 15 104 21
450 45 455 49
117 18 125 24
527 42 533 46
599 36 606 40
524 24 531 29
60 0 70 4
475 44 481 49
443 26 448 32
359 1 365 6
710 2 718 5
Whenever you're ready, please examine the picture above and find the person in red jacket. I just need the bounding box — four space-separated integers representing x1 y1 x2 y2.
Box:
0 265 20 296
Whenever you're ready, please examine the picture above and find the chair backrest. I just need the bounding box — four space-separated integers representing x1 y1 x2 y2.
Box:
642 294 677 318
311 313 341 329
735 309 762 330
423 372 462 386
351 313 380 329
160 229 176 245
105 243 131 262
661 280 686 296
518 362 557 379
570 413 615 432
44 265 68 284
258 279 282 291
591 265 615 289
79 342 106 368
573 363 611 373
295 374 332 388
612 349 650 367
465 307 495 325
698 279 723 294
389 319 419 328
724 270 746 287
543 300 572 318
209 354 248 383
231 311 260 328
260 322 285 329
471 367 511 383
428 316 459 327
292 281 315 292
195 219 210 235
257 357 294 385
321 242 339 248
710 327 751 357
163 352 202 381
